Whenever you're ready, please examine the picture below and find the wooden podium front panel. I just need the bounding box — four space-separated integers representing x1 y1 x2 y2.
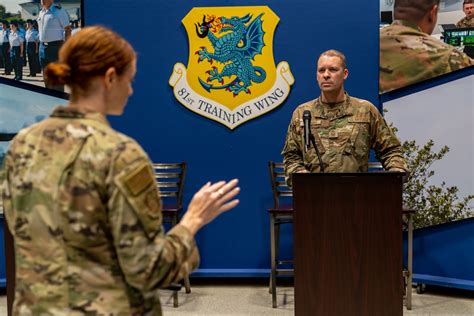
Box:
293 173 403 316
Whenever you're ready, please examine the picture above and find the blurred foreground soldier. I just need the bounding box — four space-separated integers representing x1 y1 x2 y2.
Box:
282 50 407 186
2 26 240 315
25 20 40 77
380 0 474 93
71 20 81 36
456 0 474 28
8 21 24 81
1 20 12 75
18 21 27 67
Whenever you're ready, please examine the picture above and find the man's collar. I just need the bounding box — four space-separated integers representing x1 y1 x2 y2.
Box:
41 4 55 12
313 92 352 119
392 19 424 32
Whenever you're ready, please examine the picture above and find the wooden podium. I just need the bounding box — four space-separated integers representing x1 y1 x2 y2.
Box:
293 173 403 316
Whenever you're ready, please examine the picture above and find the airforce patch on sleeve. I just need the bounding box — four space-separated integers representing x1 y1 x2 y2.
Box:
124 163 155 196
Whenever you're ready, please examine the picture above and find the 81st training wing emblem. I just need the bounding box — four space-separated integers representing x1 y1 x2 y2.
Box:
169 6 294 130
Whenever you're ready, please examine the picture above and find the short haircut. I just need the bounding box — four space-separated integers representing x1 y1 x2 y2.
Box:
463 0 473 6
318 50 347 69
394 0 440 21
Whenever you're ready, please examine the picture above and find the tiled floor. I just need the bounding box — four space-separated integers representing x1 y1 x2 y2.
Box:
159 283 474 316
0 283 473 315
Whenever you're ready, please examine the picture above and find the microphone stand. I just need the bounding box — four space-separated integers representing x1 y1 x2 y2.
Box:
309 132 325 172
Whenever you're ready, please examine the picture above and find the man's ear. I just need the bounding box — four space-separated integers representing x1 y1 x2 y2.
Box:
428 4 438 23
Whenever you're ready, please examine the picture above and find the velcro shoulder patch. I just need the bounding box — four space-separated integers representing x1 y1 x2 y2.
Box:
349 112 371 123
124 163 154 196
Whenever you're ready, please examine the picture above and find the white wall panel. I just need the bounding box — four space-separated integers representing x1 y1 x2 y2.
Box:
384 75 473 207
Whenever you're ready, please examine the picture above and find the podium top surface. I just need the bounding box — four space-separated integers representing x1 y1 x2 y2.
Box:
293 171 406 178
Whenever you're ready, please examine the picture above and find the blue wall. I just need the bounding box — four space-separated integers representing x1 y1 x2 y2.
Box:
84 0 380 275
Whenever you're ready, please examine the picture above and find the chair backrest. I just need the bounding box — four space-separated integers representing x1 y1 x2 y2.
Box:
152 162 186 209
268 161 293 208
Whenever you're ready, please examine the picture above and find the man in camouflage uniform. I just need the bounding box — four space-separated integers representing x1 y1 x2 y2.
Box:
456 0 474 28
1 106 238 315
380 0 474 93
282 50 407 185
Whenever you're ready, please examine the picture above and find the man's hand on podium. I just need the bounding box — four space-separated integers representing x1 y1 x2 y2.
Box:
388 167 406 172
296 169 310 173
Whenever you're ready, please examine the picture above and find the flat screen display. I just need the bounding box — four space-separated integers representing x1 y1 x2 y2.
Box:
0 0 83 93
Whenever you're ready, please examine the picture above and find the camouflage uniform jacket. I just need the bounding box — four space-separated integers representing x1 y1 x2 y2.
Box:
2 106 199 315
281 93 407 186
380 20 474 93
456 15 474 28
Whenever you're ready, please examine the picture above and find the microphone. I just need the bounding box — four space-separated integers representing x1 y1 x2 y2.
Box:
302 110 325 172
303 110 311 152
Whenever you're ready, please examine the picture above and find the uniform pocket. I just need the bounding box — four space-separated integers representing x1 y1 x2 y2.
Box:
347 118 370 159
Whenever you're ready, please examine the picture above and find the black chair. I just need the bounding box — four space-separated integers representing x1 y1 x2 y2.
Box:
267 161 294 308
153 162 191 307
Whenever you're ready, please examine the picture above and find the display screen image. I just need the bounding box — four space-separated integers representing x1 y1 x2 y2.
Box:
0 80 65 142
444 28 474 58
0 0 83 93
379 2 474 94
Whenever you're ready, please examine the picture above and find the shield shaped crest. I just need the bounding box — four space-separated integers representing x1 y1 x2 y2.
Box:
169 6 294 129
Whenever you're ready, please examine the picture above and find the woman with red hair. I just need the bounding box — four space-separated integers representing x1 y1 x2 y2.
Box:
3 26 240 315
